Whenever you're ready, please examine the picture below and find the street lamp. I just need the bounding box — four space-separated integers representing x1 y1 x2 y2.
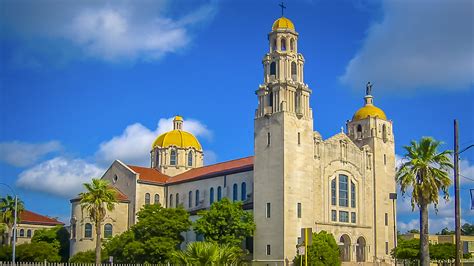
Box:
453 119 474 266
0 183 18 264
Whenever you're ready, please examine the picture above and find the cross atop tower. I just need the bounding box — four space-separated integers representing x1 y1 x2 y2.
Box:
279 2 286 17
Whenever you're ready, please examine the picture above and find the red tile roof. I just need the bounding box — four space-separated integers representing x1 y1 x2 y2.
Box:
167 156 254 184
129 156 253 185
20 210 64 226
113 187 129 202
69 186 129 203
128 165 169 184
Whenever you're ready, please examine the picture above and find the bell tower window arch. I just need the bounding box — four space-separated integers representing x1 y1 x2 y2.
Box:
281 38 286 51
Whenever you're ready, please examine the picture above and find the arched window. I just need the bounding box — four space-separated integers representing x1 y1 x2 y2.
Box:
210 187 215 205
268 91 273 107
295 92 300 113
175 193 179 207
154 194 160 205
84 223 92 238
241 182 247 201
291 62 297 81
270 62 276 76
357 125 362 139
145 193 150 205
104 224 113 238
195 190 200 206
273 39 277 51
188 151 193 167
72 223 76 239
170 149 177 165
19 229 24 237
290 38 294 51
170 194 173 207
339 175 349 207
189 191 193 208
233 184 238 201
331 178 336 206
27 229 32 238
351 181 356 208
217 186 222 201
281 38 286 51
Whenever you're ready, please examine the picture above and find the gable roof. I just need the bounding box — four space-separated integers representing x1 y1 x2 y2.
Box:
70 186 130 203
167 156 254 184
128 165 170 185
20 210 64 226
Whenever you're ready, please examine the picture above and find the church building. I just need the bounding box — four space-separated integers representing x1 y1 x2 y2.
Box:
70 16 397 265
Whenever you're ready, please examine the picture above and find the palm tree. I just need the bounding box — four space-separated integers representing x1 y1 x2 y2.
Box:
0 195 24 245
171 242 244 265
79 179 118 265
397 137 452 266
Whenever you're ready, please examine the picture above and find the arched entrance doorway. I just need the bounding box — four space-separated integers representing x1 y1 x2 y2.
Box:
356 236 366 262
339 234 351 262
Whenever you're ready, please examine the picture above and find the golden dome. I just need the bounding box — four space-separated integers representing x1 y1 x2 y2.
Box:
272 17 295 31
152 130 202 150
353 105 387 121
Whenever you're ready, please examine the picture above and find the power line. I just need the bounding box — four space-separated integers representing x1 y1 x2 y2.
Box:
460 174 474 182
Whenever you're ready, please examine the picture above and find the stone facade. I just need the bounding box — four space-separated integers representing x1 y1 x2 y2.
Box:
69 16 397 265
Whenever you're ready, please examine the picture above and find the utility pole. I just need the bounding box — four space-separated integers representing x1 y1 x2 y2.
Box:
454 119 461 266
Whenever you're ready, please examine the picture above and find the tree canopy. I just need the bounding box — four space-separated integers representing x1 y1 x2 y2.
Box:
194 198 255 247
104 204 191 263
293 231 341 266
31 225 70 261
0 195 25 245
79 178 118 264
396 137 453 266
0 242 61 262
171 242 245 265
462 223 474 235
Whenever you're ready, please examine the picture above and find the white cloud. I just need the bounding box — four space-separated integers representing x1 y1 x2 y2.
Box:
340 0 473 92
0 141 62 167
96 117 212 166
16 157 104 198
2 1 217 63
14 117 213 197
398 218 419 233
204 150 218 165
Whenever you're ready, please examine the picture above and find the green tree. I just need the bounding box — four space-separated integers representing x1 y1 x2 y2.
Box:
31 225 70 261
171 242 244 265
293 231 341 266
69 250 108 263
0 195 25 245
392 238 420 262
430 243 455 263
397 137 453 266
435 227 455 235
461 223 474 235
104 204 191 263
194 198 255 247
407 229 420 234
79 178 118 265
16 242 61 262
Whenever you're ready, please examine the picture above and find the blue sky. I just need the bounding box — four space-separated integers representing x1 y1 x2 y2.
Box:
0 0 473 232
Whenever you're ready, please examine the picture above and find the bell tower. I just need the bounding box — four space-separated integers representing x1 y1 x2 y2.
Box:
347 83 397 262
253 15 315 263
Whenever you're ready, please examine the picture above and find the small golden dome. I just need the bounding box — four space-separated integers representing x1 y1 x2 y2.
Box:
174 115 183 121
152 130 202 150
272 17 295 31
353 105 387 121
